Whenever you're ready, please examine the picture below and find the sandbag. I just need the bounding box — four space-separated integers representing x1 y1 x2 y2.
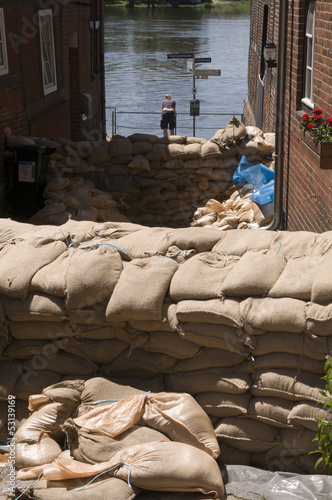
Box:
311 255 332 303
195 392 251 418
0 237 67 299
17 441 225 500
13 401 71 468
169 252 240 301
220 250 287 297
175 298 242 328
166 368 251 395
106 256 179 322
64 421 168 464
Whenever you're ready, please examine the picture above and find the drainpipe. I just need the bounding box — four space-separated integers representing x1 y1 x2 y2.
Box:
262 0 288 230
100 0 106 139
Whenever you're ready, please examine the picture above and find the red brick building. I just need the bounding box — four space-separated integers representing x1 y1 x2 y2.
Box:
243 0 332 232
0 0 105 205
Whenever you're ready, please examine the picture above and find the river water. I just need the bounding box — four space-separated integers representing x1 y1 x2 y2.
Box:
104 5 250 140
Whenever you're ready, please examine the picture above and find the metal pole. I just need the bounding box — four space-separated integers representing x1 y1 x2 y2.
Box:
193 53 195 137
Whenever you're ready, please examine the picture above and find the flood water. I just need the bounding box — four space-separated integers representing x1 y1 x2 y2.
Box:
104 5 250 140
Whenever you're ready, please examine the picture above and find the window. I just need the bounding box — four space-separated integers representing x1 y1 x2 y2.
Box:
39 10 57 95
0 8 9 76
302 0 315 108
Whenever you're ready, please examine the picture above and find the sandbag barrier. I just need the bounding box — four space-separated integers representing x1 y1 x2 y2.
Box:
4 118 275 228
0 219 332 498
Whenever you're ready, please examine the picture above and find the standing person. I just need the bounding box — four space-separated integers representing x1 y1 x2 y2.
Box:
160 94 176 137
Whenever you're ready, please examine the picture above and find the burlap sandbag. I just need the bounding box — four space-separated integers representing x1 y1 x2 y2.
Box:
166 368 251 395
9 321 80 340
64 421 168 464
246 396 295 428
128 302 178 332
172 347 246 372
30 251 69 296
252 331 331 360
195 392 251 418
218 442 252 466
311 255 332 303
17 441 225 500
64 244 123 309
2 293 67 322
166 227 222 254
128 133 159 144
0 237 67 299
269 255 324 299
169 252 240 301
266 427 317 458
113 227 170 259
3 338 60 360
13 401 71 468
22 352 96 376
183 143 202 159
62 338 130 364
103 349 177 379
108 137 133 157
178 322 256 355
0 360 22 400
287 402 331 431
305 301 332 336
14 370 62 400
220 250 287 297
250 369 325 402
106 256 179 322
240 297 306 333
215 416 279 452
32 476 138 500
309 230 332 255
175 299 242 328
244 352 325 375
142 331 202 359
212 230 275 256
201 141 222 158
269 230 316 258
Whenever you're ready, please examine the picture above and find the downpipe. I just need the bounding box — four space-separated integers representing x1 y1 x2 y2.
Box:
261 0 288 231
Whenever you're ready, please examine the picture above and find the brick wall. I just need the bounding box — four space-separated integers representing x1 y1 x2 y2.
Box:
0 0 104 206
245 0 332 232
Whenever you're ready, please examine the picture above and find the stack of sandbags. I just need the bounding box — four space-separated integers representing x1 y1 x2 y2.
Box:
6 378 225 500
0 220 331 478
27 176 128 226
21 118 273 227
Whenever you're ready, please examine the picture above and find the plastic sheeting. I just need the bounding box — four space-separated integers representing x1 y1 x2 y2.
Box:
225 465 332 500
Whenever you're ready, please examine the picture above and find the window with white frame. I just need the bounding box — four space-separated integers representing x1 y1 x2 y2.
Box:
0 8 9 76
39 9 57 95
302 0 315 108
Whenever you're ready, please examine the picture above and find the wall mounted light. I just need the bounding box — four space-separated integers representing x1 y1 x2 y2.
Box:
89 20 100 30
264 42 277 68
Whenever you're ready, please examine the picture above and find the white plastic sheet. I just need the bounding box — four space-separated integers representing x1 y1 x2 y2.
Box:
226 465 332 500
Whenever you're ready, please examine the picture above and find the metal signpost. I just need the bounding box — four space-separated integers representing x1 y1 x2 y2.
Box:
167 53 220 136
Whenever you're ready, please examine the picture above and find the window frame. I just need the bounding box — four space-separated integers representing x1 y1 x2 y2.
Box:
0 8 9 76
301 0 316 109
39 9 57 96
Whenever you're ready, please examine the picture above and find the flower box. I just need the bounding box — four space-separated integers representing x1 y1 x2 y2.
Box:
301 131 332 169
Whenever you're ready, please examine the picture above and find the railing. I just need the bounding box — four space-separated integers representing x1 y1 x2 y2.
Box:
106 107 243 138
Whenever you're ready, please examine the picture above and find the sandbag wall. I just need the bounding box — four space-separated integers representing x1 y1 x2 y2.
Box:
0 218 331 475
20 119 275 228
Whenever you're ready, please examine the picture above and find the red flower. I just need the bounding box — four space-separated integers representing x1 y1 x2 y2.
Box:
301 114 310 121
314 115 322 121
307 123 314 129
313 108 323 115
327 117 332 125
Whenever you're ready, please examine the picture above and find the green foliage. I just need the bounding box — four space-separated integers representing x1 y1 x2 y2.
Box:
300 109 332 143
310 357 332 474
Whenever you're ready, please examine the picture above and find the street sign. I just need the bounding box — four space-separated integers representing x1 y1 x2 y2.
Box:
195 57 212 63
167 53 193 59
192 87 197 94
187 61 193 71
194 69 221 77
